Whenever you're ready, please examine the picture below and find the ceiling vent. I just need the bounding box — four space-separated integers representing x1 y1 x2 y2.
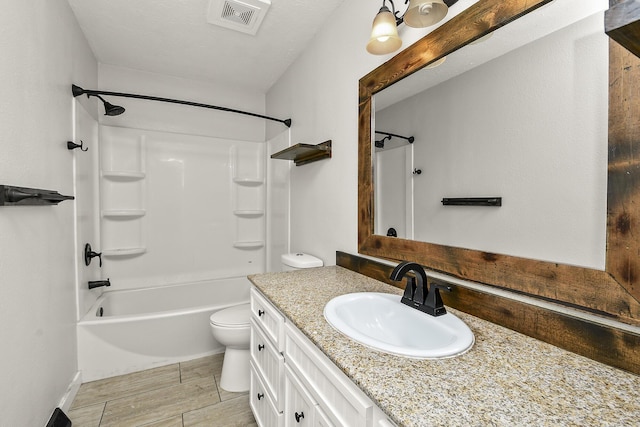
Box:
207 0 271 35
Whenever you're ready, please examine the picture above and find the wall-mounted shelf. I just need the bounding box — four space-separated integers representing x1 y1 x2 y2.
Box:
233 210 264 217
102 171 146 181
606 0 640 59
102 209 146 218
233 177 264 186
102 247 147 257
271 140 332 166
233 241 264 249
0 185 74 206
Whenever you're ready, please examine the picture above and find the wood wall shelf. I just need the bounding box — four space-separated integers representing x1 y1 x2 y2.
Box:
270 140 332 166
606 0 640 59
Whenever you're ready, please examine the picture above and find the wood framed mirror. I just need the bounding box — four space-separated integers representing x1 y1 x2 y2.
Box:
358 0 640 327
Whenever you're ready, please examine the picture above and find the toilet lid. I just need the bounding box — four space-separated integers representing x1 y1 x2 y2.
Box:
210 303 251 327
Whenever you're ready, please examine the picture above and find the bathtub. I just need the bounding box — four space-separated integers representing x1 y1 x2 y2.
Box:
77 276 250 382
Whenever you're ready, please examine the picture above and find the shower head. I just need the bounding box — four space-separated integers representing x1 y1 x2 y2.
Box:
96 96 126 116
71 84 125 116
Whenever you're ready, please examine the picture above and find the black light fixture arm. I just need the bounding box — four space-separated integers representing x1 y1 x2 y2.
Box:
381 0 460 26
72 84 291 128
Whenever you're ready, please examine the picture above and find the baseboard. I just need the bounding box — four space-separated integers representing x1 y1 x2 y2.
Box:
58 371 82 413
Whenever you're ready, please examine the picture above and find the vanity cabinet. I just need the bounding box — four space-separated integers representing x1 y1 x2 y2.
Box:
250 287 396 427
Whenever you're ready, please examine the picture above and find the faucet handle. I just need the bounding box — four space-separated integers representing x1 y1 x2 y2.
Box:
425 282 451 316
401 276 416 303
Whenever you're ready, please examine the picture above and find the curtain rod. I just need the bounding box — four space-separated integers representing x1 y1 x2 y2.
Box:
72 84 291 128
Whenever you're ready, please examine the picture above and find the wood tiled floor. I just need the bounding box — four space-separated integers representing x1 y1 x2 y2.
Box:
68 354 257 427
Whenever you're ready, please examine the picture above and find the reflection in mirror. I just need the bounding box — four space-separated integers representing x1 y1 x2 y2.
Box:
373 1 609 269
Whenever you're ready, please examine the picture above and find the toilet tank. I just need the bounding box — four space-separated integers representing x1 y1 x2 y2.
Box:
281 253 323 271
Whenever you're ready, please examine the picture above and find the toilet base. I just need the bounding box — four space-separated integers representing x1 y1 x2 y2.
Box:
219 347 250 392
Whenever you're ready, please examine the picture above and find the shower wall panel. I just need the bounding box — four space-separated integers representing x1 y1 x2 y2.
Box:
99 125 265 290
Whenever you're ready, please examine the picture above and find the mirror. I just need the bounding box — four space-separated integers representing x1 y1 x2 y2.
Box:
372 1 608 270
358 0 640 326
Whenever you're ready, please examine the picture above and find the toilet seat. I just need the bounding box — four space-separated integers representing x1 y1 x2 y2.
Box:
210 303 250 328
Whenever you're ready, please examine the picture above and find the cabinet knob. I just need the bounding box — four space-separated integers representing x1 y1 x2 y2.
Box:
258 344 265 351
295 411 305 423
258 309 265 316
257 393 264 400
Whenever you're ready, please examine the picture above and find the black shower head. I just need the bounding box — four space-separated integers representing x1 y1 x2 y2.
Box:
71 84 125 116
98 97 126 116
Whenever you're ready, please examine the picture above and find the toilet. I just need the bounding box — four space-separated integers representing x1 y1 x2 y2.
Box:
209 303 251 392
209 252 323 392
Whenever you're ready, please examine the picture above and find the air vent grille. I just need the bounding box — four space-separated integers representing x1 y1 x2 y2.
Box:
207 0 271 35
221 1 256 26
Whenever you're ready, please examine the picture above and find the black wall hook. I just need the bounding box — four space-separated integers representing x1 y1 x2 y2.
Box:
67 140 88 151
84 243 102 267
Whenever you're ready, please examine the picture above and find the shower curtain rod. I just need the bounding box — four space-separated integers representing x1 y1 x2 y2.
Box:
72 84 292 128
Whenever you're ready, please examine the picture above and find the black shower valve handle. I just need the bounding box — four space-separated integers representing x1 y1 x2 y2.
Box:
84 243 103 267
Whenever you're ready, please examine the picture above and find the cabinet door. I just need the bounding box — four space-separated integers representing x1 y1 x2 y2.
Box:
284 365 316 427
315 406 336 427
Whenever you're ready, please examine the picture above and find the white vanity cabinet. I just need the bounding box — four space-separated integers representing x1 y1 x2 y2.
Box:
250 287 396 427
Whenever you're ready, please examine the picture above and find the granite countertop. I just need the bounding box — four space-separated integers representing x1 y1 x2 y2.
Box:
248 266 640 427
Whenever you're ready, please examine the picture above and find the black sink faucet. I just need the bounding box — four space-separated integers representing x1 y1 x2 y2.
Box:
390 261 451 316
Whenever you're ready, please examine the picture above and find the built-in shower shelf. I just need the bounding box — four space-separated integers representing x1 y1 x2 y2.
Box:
233 177 264 186
271 140 332 166
102 171 146 181
102 209 146 218
233 241 264 249
102 247 147 257
233 210 264 217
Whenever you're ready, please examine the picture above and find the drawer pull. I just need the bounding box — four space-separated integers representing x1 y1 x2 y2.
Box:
295 411 305 423
258 344 265 351
258 309 265 316
257 393 264 400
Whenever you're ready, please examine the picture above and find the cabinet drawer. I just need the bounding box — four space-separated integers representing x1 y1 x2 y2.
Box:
285 323 373 427
251 361 283 427
251 318 285 411
251 287 285 350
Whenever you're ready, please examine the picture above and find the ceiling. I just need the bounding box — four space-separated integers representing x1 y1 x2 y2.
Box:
67 0 347 93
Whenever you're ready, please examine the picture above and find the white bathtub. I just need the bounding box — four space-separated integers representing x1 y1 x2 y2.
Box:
77 276 250 382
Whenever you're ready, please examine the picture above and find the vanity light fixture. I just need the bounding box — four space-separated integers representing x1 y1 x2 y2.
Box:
366 0 458 55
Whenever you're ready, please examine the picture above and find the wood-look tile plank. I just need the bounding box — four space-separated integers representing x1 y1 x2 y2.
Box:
180 354 221 384
182 395 256 427
72 364 180 409
139 415 184 427
100 376 219 427
67 402 105 427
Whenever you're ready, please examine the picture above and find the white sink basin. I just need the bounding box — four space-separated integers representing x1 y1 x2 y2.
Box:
323 292 474 359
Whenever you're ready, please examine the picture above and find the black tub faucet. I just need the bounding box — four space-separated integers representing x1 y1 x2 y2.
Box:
88 279 110 289
390 261 451 316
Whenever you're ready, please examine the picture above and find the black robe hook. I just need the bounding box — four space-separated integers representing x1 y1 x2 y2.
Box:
67 140 88 151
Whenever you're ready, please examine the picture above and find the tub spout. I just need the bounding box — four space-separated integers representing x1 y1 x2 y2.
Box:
88 279 110 289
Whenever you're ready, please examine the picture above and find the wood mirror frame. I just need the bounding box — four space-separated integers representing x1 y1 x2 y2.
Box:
358 0 640 327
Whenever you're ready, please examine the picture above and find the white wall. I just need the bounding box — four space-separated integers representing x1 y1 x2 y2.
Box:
0 0 97 425
266 0 609 268
376 14 608 269
98 64 266 141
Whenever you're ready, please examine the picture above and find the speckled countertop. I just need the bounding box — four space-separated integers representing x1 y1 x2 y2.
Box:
248 266 640 427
